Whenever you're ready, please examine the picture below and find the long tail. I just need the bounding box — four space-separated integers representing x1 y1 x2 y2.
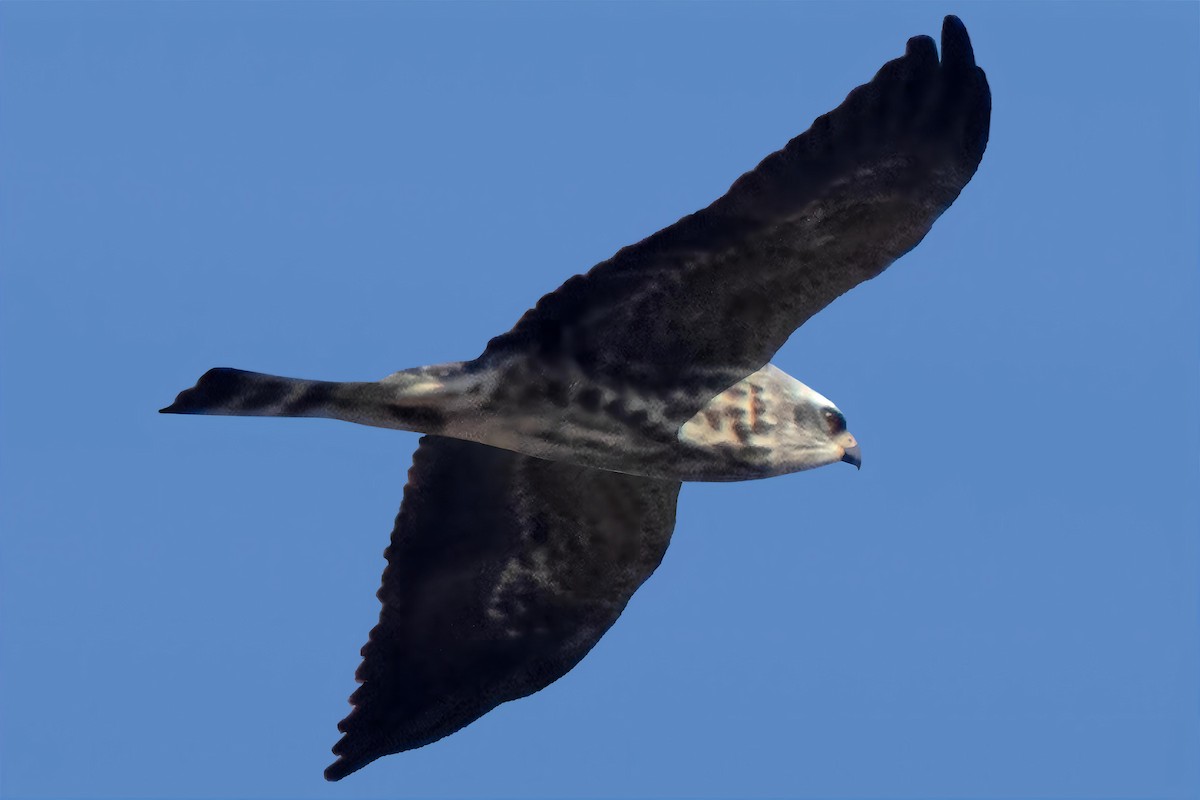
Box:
160 367 454 434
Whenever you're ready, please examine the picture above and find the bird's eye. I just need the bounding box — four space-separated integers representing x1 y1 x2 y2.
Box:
823 408 846 435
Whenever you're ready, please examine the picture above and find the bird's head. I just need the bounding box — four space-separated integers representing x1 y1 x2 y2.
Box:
677 364 860 477
785 381 861 471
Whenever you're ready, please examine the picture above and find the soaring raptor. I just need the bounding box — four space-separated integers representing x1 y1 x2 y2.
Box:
163 16 990 780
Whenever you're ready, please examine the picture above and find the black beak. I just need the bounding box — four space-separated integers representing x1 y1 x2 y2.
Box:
841 444 862 469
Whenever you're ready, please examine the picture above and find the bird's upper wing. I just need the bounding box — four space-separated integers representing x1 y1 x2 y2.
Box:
480 16 991 403
325 436 681 781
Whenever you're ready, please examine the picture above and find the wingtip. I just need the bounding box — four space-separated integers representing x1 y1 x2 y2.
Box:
905 33 937 62
323 760 348 782
941 15 976 70
324 728 380 782
324 751 377 782
942 14 967 39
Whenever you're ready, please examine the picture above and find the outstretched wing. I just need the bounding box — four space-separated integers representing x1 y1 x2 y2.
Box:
325 436 681 781
481 16 991 403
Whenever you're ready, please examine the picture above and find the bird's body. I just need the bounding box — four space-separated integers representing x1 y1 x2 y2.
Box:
164 16 990 781
183 360 853 481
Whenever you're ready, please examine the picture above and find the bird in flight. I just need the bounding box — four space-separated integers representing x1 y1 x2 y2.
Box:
163 16 990 781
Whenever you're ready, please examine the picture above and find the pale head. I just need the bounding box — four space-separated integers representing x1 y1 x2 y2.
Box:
678 364 860 478
777 367 861 472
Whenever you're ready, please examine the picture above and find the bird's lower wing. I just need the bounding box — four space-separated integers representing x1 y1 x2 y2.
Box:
325 436 681 781
481 16 990 407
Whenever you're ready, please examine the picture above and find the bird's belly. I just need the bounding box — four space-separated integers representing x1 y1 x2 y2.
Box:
455 414 783 481
437 359 829 481
444 391 795 483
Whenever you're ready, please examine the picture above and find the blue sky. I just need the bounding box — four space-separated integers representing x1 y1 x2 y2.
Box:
1 3 1197 798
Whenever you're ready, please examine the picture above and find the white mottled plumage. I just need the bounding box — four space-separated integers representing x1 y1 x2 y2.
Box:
677 364 857 477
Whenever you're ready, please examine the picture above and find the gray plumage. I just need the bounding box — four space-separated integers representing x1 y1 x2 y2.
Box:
163 16 990 780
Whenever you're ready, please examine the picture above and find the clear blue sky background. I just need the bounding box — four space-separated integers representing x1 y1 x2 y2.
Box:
1 3 1197 798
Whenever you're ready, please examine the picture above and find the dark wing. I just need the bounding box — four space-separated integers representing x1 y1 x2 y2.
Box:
325 436 681 781
481 17 991 405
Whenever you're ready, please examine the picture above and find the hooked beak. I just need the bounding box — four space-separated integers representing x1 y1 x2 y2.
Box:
841 443 862 470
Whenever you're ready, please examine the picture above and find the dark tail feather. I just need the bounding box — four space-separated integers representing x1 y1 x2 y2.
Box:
160 368 311 416
160 367 448 433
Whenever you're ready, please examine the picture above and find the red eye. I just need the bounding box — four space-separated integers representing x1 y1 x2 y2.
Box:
823 408 847 435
